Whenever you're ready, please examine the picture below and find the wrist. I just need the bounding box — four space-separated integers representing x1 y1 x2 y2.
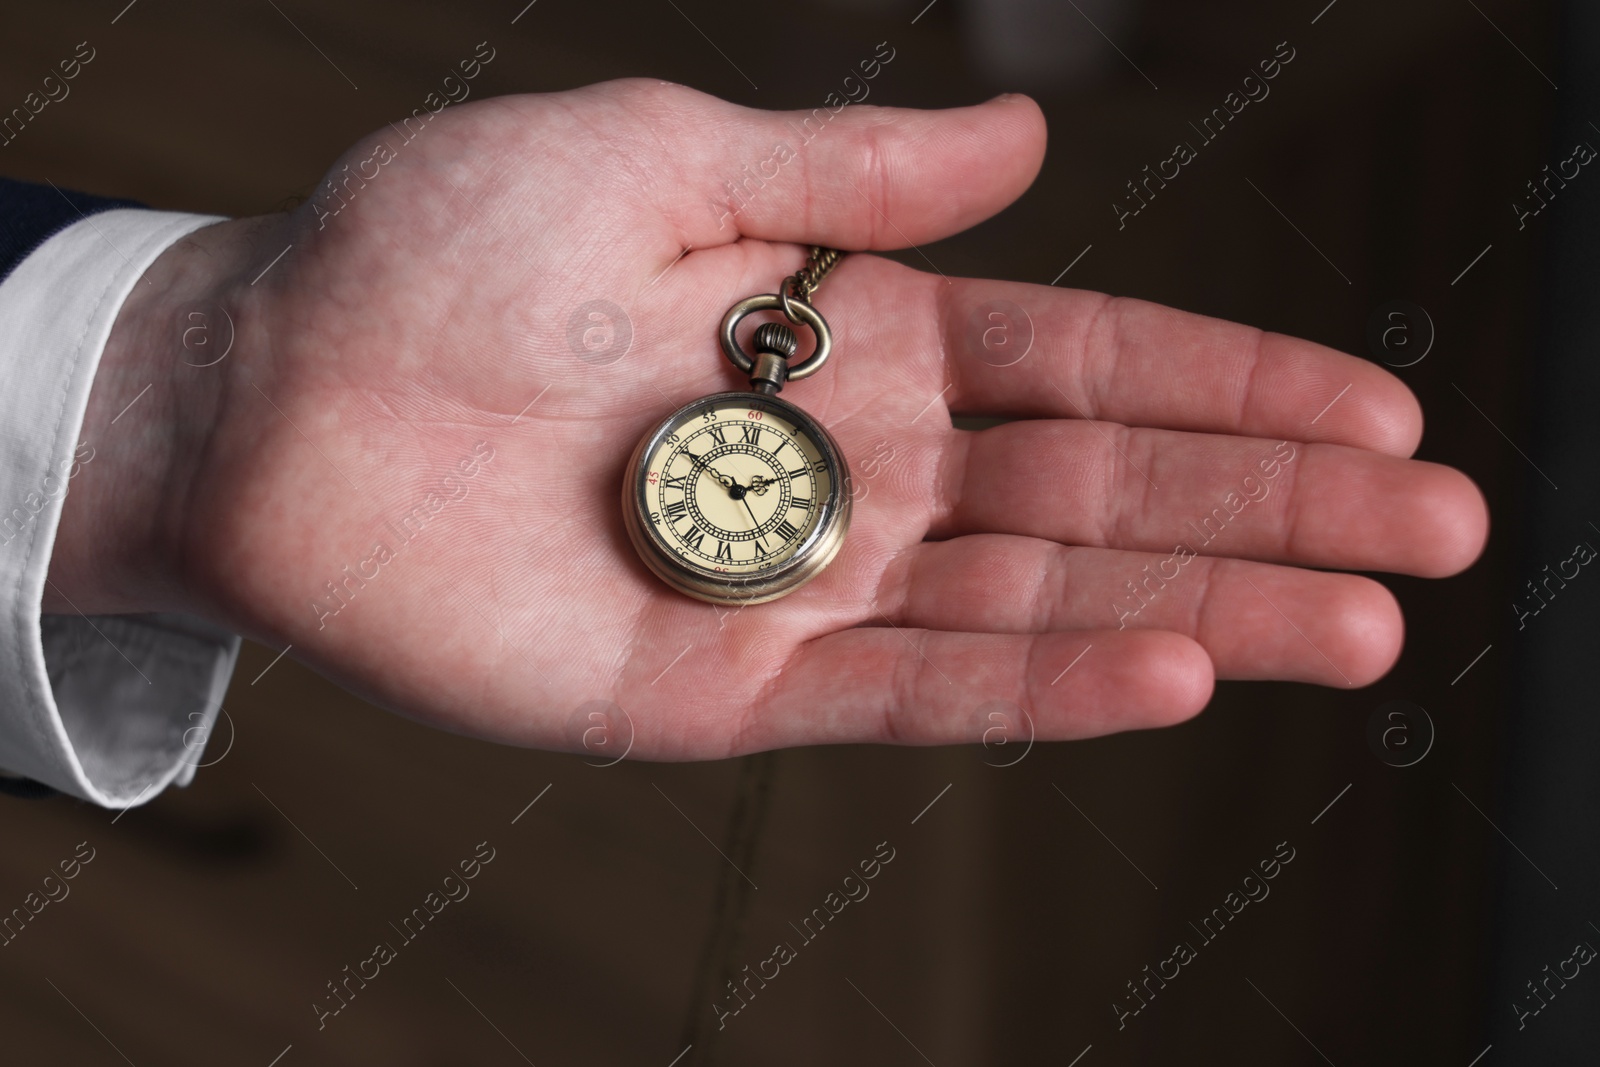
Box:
45 213 285 618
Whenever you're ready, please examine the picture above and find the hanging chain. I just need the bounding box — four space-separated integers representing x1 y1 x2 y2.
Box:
782 246 845 305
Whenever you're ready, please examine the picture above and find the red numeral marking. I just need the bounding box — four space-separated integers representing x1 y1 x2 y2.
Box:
746 410 764 420
647 471 658 485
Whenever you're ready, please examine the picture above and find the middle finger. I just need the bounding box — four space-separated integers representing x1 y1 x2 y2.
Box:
929 420 1485 576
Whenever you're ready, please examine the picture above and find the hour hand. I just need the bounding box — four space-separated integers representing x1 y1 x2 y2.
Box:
747 474 773 495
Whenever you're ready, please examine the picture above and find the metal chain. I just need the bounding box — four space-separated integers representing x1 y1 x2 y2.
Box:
783 246 845 304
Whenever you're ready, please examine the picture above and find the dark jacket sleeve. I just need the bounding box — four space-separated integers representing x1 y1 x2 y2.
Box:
0 177 141 284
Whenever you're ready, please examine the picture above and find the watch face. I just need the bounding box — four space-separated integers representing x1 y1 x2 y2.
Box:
625 391 850 602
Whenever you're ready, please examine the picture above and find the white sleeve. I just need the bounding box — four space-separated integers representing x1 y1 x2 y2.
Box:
0 207 241 809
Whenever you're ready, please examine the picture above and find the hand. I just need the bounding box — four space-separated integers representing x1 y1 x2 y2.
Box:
690 453 734 491
738 494 762 535
49 80 1487 759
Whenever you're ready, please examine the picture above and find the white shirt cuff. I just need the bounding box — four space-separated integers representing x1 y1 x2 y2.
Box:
0 208 240 808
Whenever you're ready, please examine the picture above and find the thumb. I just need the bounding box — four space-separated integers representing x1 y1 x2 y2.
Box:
570 78 1047 250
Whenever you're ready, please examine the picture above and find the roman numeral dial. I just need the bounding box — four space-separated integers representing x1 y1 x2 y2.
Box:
640 397 837 574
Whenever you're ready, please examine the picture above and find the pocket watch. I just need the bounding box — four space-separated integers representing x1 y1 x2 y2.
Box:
622 247 853 605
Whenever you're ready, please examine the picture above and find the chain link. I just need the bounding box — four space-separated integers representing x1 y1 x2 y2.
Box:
783 246 845 304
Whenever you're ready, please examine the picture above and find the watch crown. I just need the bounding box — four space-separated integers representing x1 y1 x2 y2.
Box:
752 322 799 359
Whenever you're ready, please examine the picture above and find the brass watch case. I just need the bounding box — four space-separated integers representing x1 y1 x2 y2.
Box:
622 390 852 606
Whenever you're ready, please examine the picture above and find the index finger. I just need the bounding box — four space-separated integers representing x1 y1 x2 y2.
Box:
931 275 1423 456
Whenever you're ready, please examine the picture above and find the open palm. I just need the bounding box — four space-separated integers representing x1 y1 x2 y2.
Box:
148 80 1484 759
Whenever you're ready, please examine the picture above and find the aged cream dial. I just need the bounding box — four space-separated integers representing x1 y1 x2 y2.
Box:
624 390 850 604
645 398 832 572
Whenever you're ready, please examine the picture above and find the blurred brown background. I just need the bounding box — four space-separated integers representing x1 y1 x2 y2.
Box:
0 0 1562 1063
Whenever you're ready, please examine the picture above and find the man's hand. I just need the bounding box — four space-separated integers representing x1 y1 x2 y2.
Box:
47 80 1488 757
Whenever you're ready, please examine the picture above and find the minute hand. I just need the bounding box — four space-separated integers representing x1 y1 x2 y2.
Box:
689 453 734 490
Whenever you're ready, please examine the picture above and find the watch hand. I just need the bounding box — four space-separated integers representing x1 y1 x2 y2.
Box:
691 454 735 490
717 454 754 494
